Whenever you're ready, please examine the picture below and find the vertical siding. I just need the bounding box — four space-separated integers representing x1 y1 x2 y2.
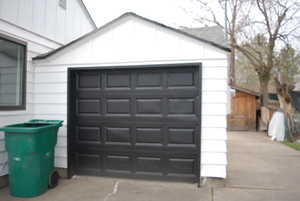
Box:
0 0 95 44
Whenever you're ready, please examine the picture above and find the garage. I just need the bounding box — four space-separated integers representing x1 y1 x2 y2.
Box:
68 64 201 182
33 12 229 181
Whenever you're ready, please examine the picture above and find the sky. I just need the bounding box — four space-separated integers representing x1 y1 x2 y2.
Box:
83 0 225 28
83 0 300 50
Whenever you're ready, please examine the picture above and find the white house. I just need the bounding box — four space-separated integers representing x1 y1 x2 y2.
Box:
1 8 229 186
0 0 96 185
33 12 230 183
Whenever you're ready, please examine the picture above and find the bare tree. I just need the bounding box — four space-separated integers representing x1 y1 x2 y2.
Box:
235 41 300 94
184 0 253 86
232 0 300 106
186 0 300 106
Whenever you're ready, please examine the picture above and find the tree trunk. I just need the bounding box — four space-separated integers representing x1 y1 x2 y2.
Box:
229 42 236 85
259 77 270 106
274 78 298 142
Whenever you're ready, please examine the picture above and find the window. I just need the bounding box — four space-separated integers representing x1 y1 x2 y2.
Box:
0 35 26 110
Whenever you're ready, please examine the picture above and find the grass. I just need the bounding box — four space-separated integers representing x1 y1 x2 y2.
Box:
282 141 300 151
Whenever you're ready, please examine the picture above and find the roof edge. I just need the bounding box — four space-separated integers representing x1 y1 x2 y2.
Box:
130 12 230 52
231 85 260 97
34 12 230 60
79 0 97 29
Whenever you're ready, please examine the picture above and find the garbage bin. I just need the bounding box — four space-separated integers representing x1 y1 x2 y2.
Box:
0 119 63 197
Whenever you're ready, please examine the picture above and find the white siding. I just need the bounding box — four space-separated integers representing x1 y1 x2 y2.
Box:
0 0 95 44
33 15 229 178
0 37 59 175
0 0 95 176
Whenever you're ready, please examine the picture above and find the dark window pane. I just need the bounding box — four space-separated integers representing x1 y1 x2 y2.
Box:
0 37 25 107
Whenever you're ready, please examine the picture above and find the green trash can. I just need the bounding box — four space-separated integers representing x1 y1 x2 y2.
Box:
0 119 63 197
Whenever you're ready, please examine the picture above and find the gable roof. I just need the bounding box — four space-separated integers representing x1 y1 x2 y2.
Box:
79 0 97 29
181 26 228 48
33 12 230 60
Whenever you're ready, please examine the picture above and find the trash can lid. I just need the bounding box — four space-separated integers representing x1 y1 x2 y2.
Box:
0 120 63 134
27 119 64 126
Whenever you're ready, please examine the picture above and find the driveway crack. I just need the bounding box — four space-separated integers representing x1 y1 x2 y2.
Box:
103 181 120 201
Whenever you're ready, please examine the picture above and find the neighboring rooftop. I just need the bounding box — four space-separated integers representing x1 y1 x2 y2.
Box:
181 26 228 48
231 85 260 97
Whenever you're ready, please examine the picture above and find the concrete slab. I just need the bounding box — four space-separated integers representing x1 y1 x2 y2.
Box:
0 177 211 201
214 188 300 201
109 179 211 201
226 132 300 192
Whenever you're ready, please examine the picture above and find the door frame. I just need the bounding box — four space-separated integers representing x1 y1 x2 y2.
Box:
67 63 202 183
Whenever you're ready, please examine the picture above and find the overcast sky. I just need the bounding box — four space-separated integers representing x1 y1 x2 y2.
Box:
83 0 224 28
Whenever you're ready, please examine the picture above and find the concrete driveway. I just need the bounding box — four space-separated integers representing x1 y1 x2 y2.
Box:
1 131 300 201
215 132 300 201
0 177 211 201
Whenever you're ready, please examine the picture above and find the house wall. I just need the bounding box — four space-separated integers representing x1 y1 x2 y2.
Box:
0 0 95 176
0 37 53 176
33 16 229 178
0 0 95 44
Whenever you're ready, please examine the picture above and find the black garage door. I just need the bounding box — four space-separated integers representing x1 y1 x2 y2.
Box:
68 64 201 182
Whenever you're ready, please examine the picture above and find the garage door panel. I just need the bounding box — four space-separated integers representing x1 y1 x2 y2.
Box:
168 128 196 145
136 156 162 173
168 158 196 175
78 72 101 89
77 126 101 142
136 99 162 114
167 71 196 87
104 127 131 144
106 155 132 172
75 153 101 171
70 65 201 181
136 72 162 87
106 99 131 114
168 98 195 114
106 71 131 88
77 100 101 114
136 128 162 144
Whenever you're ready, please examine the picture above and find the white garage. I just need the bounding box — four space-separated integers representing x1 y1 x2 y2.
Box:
33 12 230 183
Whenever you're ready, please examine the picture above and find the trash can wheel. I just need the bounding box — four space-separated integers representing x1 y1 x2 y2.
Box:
48 170 59 188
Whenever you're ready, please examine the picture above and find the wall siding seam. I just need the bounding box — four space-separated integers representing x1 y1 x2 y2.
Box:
201 162 228 165
33 81 67 84
0 113 33 117
202 150 227 152
32 102 67 105
31 92 66 95
201 138 227 141
202 78 228 80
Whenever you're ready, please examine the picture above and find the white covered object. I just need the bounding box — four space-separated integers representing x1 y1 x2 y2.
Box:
268 111 286 141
